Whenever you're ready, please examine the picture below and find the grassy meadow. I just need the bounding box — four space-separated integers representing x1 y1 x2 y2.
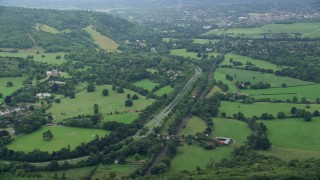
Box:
102 113 140 124
219 101 320 118
193 39 219 44
171 118 251 173
154 85 173 96
0 47 67 65
243 84 320 101
132 79 159 91
170 49 220 60
179 116 207 136
163 38 178 42
221 54 281 70
7 126 108 152
0 77 25 100
215 68 312 88
259 118 320 151
204 22 320 38
84 25 119 52
206 85 222 98
48 85 155 121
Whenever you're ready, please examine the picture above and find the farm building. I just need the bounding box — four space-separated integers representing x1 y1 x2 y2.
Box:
46 69 59 78
36 93 52 98
215 137 232 145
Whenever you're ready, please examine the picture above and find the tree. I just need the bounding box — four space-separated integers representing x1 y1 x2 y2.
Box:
116 87 124 93
281 83 287 88
87 83 95 92
55 55 61 59
127 94 131 99
102 89 109 96
277 112 286 119
132 94 139 100
301 97 307 104
0 93 2 98
94 104 99 114
43 130 54 140
125 100 133 107
112 85 117 91
291 107 297 114
221 112 226 118
292 96 298 103
304 112 312 122
6 81 13 87
4 96 12 104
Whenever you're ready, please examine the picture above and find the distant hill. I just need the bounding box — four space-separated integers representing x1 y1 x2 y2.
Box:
0 6 135 49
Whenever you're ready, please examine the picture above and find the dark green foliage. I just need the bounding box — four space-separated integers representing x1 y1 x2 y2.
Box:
132 94 139 100
102 89 109 96
125 99 133 107
87 83 95 92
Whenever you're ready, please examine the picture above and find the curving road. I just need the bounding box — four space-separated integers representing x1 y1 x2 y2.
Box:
135 64 202 136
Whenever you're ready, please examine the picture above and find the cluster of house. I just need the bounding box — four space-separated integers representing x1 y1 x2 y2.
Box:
46 69 59 78
0 107 23 116
178 135 233 146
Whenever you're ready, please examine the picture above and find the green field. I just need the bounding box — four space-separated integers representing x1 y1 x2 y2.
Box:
154 85 173 96
103 113 140 124
170 118 251 173
179 116 207 136
206 85 222 98
36 23 60 34
259 118 320 151
0 77 25 100
170 49 220 60
0 48 67 65
212 118 252 143
215 68 312 89
162 38 178 42
243 84 320 101
219 101 320 118
48 85 155 121
193 39 219 44
204 22 320 38
21 164 138 180
7 126 108 152
257 118 320 160
84 25 119 52
221 54 281 70
170 145 233 173
259 146 320 161
132 79 159 92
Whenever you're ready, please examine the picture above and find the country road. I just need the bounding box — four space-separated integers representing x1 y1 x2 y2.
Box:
135 64 202 136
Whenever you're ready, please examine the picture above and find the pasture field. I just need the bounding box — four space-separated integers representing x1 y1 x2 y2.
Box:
213 70 238 92
146 68 158 73
48 85 155 121
243 84 320 101
259 146 320 161
170 49 220 59
193 39 219 44
179 116 207 136
7 126 108 152
20 164 138 180
0 47 67 65
132 79 159 91
215 68 312 88
154 85 173 96
212 118 252 144
163 38 178 42
170 145 233 173
206 85 222 98
204 22 320 38
0 77 25 100
221 54 281 70
219 101 320 118
37 23 60 34
170 118 251 173
258 118 320 151
84 25 119 52
102 113 140 124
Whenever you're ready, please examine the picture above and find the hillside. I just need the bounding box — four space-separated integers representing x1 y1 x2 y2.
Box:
0 6 135 50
